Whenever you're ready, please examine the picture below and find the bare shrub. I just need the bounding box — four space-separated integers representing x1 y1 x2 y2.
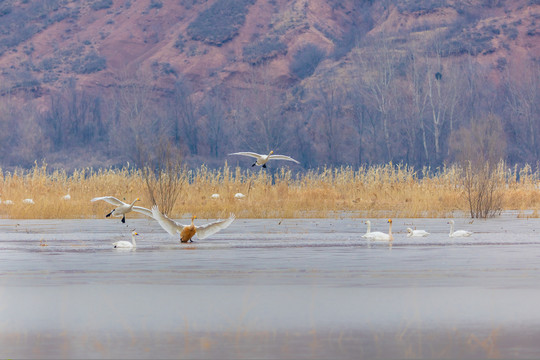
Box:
186 0 255 45
462 161 504 218
242 36 287 65
450 114 506 218
136 140 184 215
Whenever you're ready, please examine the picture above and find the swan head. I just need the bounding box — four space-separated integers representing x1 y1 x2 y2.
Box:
132 231 139 236
269 150 274 155
447 220 455 225
406 227 413 233
387 219 392 224
365 220 371 225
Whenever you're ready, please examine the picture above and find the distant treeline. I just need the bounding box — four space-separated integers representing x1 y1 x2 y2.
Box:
0 16 538 170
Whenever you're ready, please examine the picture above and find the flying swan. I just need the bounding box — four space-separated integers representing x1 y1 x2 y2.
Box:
151 205 235 243
406 228 430 237
368 219 394 242
228 151 300 168
113 230 139 248
448 220 473 237
91 196 153 223
361 220 389 240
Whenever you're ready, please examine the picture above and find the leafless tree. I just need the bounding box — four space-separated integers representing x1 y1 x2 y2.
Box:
405 50 430 162
503 61 540 161
351 33 400 161
113 69 156 156
313 77 345 164
169 78 199 155
199 91 226 158
231 67 288 153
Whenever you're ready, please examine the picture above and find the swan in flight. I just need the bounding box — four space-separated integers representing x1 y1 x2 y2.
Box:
369 219 394 242
151 205 235 243
406 228 430 237
228 150 299 168
361 220 388 240
91 196 153 223
448 220 473 237
113 231 139 248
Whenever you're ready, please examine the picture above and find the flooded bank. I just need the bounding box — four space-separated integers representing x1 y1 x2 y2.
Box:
1 214 540 358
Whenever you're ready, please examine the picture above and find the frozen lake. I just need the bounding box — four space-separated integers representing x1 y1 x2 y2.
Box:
1 214 540 359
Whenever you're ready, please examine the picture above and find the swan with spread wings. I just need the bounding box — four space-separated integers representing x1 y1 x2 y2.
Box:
151 205 235 243
91 196 153 223
228 150 299 168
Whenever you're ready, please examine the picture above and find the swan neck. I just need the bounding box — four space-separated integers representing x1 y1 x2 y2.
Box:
366 222 371 234
131 234 137 247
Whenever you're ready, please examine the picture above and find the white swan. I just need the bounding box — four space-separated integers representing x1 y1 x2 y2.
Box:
448 220 473 237
91 196 153 223
62 189 71 200
113 231 139 248
234 192 246 199
406 228 430 237
211 193 220 199
23 198 35 204
361 220 388 240
228 150 300 168
0 196 14 205
151 205 235 243
369 219 394 241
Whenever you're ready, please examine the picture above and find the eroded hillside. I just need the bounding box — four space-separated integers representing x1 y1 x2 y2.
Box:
0 0 538 169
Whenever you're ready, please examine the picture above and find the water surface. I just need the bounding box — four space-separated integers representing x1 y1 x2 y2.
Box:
1 214 540 359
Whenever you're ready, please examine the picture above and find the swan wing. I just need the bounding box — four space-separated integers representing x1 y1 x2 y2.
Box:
196 213 236 239
452 230 472 237
113 241 133 248
228 152 263 159
91 196 125 206
363 231 387 240
268 154 300 164
411 230 430 237
151 206 184 236
132 206 154 218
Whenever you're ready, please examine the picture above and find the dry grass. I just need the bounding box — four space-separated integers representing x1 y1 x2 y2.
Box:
1 162 539 220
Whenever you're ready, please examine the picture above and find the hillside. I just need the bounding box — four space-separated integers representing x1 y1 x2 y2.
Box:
0 0 538 170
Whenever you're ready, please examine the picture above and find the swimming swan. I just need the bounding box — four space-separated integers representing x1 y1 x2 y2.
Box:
91 196 153 223
113 230 139 248
151 205 235 243
361 220 388 240
228 150 300 168
448 220 473 237
369 219 394 241
406 228 430 237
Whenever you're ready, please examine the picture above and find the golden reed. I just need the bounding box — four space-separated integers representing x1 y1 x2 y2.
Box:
1 162 539 219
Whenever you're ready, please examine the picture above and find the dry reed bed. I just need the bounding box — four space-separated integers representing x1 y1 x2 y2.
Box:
1 163 539 220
